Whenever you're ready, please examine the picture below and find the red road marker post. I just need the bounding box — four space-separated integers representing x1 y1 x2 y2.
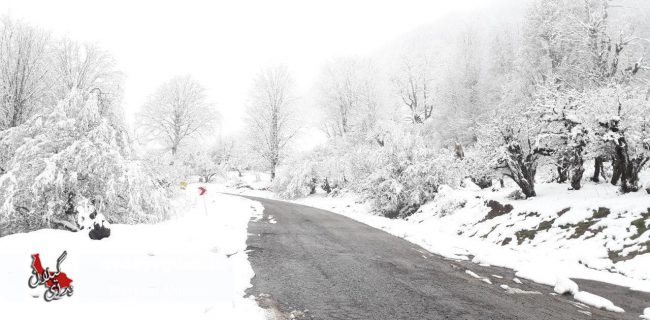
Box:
198 186 208 216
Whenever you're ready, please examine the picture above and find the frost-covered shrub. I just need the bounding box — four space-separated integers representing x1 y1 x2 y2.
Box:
272 162 319 199
141 150 192 188
364 158 437 218
461 145 502 188
360 130 463 218
0 90 172 235
309 138 376 193
428 184 468 218
288 125 475 218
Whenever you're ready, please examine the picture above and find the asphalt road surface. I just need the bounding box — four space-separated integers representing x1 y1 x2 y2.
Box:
241 195 650 320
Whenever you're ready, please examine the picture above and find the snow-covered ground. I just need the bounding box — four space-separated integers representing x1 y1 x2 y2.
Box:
0 186 265 320
218 171 650 316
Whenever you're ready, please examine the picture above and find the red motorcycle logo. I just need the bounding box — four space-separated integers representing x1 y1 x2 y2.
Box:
28 251 74 302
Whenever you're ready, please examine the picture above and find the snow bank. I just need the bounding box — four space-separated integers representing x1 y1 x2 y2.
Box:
0 187 264 320
551 278 624 312
573 291 624 313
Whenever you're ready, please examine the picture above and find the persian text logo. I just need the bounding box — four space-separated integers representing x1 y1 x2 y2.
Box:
28 251 74 302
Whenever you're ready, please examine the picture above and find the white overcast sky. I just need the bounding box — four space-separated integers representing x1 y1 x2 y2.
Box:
0 0 493 137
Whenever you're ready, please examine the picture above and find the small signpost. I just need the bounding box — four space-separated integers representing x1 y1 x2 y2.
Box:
198 186 208 216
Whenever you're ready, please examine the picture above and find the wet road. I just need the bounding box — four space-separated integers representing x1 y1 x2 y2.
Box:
242 195 649 320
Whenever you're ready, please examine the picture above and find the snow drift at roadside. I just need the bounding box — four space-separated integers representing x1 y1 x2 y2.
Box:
0 189 264 320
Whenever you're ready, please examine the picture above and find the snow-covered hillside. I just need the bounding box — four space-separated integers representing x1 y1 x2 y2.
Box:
0 187 264 320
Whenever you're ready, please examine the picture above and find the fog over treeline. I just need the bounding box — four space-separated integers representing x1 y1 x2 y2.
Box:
267 0 650 217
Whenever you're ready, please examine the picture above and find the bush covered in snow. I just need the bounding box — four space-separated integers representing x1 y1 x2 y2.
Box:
0 90 172 236
272 162 319 199
361 133 439 218
305 129 469 218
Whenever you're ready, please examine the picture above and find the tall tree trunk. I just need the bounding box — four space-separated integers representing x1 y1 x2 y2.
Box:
454 142 465 159
270 157 277 180
621 157 649 193
611 139 626 188
521 158 537 197
610 137 648 193
568 147 586 190
557 164 569 183
322 177 332 194
516 178 536 198
591 156 604 182
169 144 178 165
503 149 538 198
570 164 584 190
10 104 21 128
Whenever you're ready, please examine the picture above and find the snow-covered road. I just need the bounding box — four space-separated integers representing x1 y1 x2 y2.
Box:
0 188 264 320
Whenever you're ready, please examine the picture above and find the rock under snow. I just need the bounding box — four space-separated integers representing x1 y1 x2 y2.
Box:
76 198 111 240
554 277 579 296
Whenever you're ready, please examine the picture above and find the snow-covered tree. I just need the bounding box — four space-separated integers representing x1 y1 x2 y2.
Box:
391 52 435 124
520 0 581 87
516 0 648 190
575 0 649 188
245 65 298 179
316 58 385 139
478 104 551 198
0 17 50 130
0 90 172 235
517 0 585 188
138 75 219 156
218 135 260 177
528 85 590 189
434 26 491 145
585 84 650 192
186 149 225 183
50 38 124 126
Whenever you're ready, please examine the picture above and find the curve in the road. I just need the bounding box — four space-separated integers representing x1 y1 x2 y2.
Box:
241 195 648 320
